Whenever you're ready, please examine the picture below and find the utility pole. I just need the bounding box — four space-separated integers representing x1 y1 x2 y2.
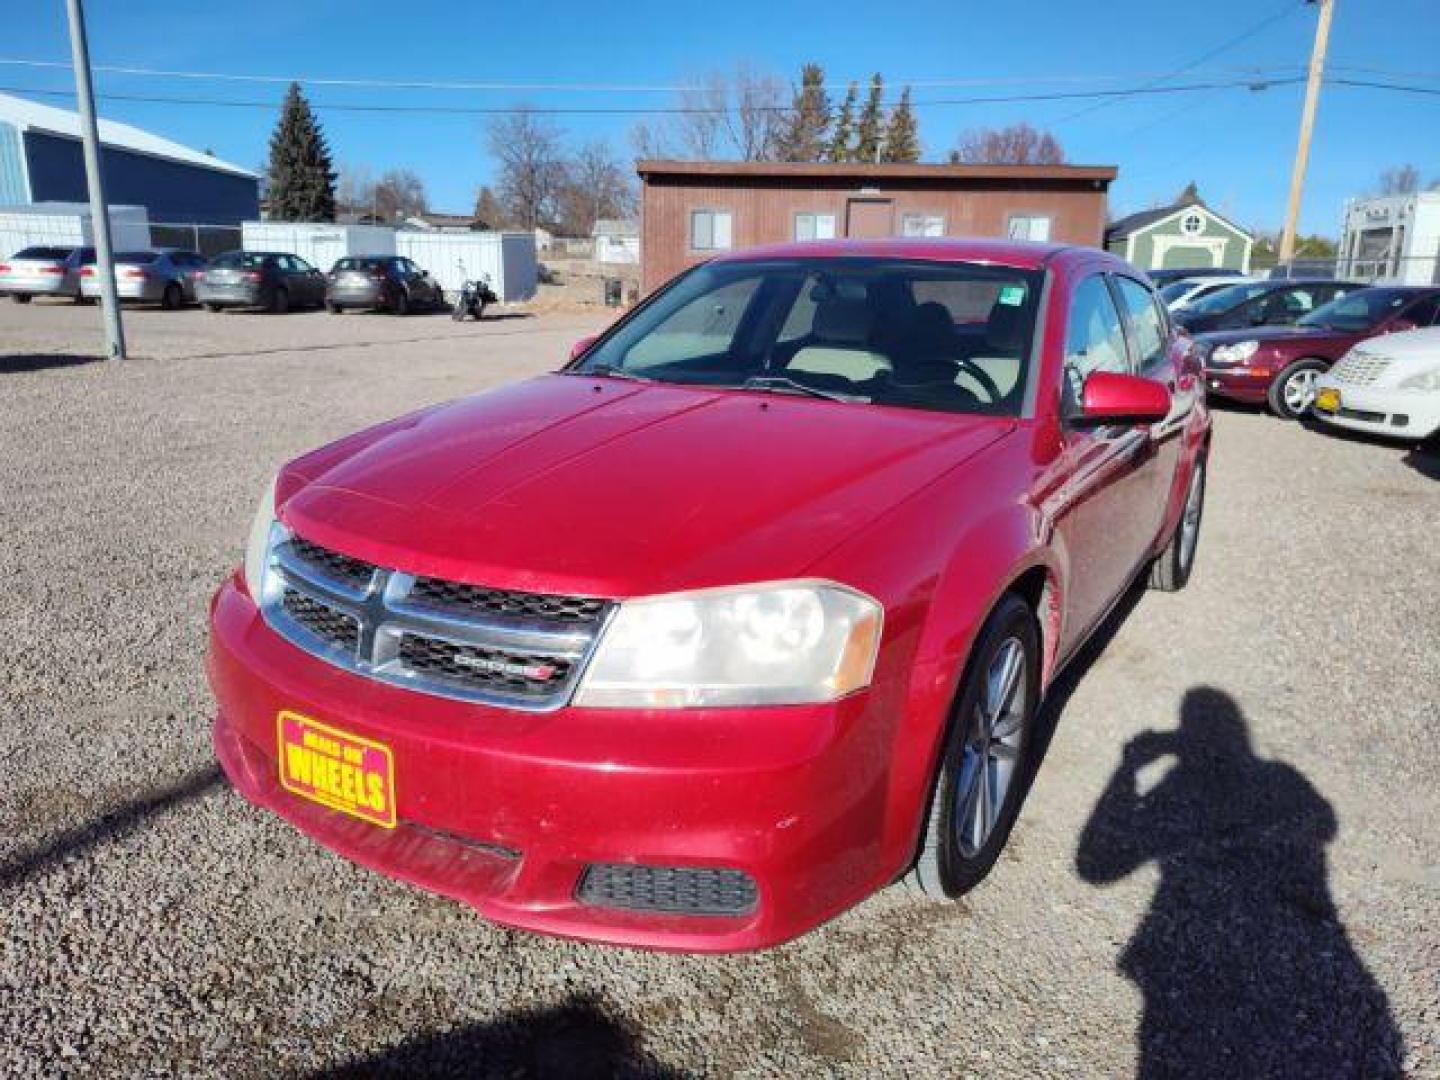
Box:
1278 0 1335 266
64 0 126 361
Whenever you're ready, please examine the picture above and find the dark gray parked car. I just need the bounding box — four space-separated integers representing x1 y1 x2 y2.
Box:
325 255 444 315
197 251 326 313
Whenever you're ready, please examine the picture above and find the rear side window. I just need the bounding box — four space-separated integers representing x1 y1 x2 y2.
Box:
14 246 72 260
1063 275 1129 413
1113 276 1168 370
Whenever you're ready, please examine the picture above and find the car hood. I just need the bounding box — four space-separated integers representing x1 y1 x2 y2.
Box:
279 374 1013 598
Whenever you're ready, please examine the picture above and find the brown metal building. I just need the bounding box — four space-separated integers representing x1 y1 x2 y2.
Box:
636 160 1118 292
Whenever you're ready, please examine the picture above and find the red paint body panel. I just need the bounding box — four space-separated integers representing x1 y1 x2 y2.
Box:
208 239 1211 951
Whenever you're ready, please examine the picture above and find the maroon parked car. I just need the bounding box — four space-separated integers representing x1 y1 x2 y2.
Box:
1194 286 1440 418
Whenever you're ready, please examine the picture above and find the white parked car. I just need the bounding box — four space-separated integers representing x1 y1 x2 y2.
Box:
1158 275 1262 312
1312 327 1440 441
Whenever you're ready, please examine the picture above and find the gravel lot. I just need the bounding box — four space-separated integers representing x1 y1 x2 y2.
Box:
2 299 1437 1078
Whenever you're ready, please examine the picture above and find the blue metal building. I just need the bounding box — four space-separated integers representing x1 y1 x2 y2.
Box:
0 92 258 226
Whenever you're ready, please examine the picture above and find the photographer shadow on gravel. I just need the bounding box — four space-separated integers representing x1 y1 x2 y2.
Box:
1076 687 1402 1079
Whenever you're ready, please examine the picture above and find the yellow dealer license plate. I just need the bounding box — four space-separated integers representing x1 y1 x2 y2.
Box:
277 710 396 828
1315 387 1340 413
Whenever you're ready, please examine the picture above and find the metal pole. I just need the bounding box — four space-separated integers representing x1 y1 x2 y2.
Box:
1278 0 1335 267
64 0 126 361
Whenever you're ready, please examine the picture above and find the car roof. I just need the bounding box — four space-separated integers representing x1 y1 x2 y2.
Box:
707 237 1083 272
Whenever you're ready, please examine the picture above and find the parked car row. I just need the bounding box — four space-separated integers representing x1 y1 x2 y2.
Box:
2 246 475 317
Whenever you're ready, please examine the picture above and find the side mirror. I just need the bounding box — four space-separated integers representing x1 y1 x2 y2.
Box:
569 334 599 362
1077 371 1171 425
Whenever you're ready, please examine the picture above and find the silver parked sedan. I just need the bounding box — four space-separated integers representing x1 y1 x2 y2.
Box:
1 245 94 303
79 250 207 309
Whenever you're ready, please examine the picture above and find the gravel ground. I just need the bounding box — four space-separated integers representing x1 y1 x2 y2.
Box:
1 299 1437 1078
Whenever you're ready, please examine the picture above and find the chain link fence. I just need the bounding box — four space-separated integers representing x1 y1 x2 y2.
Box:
148 222 242 258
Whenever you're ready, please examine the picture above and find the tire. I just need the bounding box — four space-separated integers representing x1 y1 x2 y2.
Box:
451 298 466 322
476 299 487 321
1268 358 1328 420
269 287 289 314
204 303 223 313
326 302 342 315
12 293 31 304
908 594 1041 900
1149 456 1206 592
161 282 182 311
392 288 410 317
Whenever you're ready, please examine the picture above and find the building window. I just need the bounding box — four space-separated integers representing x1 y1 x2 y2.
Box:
1007 215 1052 242
690 209 733 251
901 213 945 238
1180 210 1205 237
794 212 837 242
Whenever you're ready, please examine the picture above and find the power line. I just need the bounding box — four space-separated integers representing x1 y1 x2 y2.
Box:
0 55 1306 94
0 76 1310 118
1055 0 1305 123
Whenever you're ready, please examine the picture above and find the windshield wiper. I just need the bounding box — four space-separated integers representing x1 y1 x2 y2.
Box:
574 363 653 383
740 375 867 404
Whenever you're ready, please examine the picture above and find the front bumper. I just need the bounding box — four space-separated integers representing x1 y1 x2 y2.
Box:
1311 381 1440 440
207 577 895 952
1201 363 1274 404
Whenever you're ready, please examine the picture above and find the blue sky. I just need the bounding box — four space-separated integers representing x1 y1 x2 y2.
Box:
7 0 1438 235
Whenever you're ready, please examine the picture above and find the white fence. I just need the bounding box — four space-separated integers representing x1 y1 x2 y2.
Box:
0 202 151 257
395 231 538 302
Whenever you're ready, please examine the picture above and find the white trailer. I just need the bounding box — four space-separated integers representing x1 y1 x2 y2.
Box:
0 201 150 257
1338 192 1440 285
241 221 395 271
395 230 537 302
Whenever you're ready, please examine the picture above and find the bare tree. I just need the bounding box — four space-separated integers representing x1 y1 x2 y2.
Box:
372 168 429 221
724 64 786 161
675 72 731 159
643 65 787 162
336 162 376 218
556 140 636 236
1378 164 1420 195
629 119 673 161
950 123 1065 165
487 107 567 230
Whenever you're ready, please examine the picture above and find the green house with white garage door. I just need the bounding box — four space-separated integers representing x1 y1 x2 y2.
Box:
1105 194 1254 273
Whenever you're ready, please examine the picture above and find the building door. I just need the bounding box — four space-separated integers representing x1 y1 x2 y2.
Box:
846 199 894 238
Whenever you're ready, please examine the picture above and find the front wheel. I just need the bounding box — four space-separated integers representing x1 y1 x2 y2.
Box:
269 287 289 314
204 302 222 313
1149 457 1206 592
392 288 410 317
12 293 31 304
908 595 1041 900
1268 359 1327 419
161 282 182 310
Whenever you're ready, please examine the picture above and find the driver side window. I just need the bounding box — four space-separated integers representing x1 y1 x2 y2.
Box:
1062 275 1129 414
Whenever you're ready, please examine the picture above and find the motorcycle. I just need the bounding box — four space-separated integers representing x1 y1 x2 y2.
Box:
452 268 499 322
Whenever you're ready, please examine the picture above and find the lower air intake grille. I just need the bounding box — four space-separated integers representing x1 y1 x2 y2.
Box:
577 864 759 916
282 589 359 652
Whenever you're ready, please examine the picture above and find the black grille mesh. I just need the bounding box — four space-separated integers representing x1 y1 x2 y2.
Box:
409 577 607 623
282 589 359 652
289 535 374 590
577 864 759 916
398 634 572 696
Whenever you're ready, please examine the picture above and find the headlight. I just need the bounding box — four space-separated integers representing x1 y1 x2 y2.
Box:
1210 340 1259 365
574 581 883 708
242 474 279 600
1397 367 1440 391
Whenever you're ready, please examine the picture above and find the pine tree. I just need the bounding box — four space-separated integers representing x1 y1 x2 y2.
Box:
266 83 336 222
828 82 858 163
854 74 884 163
882 87 920 163
776 63 832 162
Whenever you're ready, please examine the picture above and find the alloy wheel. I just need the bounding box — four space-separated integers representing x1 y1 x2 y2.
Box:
1282 368 1319 414
954 637 1028 857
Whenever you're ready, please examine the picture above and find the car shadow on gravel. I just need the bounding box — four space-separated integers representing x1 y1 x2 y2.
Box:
308 994 686 1080
1076 688 1403 1078
0 764 223 890
0 353 104 373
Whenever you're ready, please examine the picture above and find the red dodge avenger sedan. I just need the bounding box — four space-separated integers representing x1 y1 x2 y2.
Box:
209 239 1210 951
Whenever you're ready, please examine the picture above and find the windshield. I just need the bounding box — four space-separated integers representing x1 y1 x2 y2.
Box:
1158 281 1195 303
13 246 73 260
1298 288 1412 331
115 251 159 264
335 257 388 271
1185 282 1270 315
571 257 1043 416
211 252 270 269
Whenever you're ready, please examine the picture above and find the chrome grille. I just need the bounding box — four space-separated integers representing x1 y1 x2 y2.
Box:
1328 350 1391 387
257 528 612 710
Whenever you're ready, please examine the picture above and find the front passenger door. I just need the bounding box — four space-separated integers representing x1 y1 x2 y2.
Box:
1051 274 1163 654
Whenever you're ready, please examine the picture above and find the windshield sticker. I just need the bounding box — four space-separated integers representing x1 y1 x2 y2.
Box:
998 285 1026 307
